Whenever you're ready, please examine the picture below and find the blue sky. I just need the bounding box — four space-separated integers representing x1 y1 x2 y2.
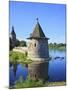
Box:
9 1 66 43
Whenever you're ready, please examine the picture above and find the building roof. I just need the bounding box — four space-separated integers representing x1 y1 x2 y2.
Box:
27 19 49 39
11 26 16 35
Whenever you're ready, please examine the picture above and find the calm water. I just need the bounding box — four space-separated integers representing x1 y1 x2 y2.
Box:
48 50 66 81
9 50 66 85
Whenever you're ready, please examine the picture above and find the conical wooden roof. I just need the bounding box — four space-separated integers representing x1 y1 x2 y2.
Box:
27 20 48 39
11 26 16 35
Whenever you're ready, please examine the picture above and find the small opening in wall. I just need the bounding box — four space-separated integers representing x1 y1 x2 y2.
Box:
34 43 36 47
35 74 38 81
35 74 37 78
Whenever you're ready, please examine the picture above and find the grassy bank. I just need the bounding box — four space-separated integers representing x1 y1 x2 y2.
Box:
49 44 66 51
9 50 66 89
45 81 66 87
10 76 66 89
9 51 32 64
12 81 66 88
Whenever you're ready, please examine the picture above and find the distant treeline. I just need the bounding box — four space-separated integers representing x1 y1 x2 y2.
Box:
48 43 66 50
10 38 27 50
15 39 27 47
16 41 66 48
10 38 66 50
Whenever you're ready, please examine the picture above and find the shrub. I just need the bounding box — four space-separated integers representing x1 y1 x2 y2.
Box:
13 76 44 88
9 51 32 64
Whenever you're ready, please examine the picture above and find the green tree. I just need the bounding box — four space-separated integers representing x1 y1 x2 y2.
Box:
16 39 20 47
13 76 44 88
19 40 26 47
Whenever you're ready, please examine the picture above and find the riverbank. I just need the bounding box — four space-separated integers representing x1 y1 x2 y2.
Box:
9 49 66 89
9 75 66 89
44 81 66 87
10 80 66 89
48 44 66 51
9 51 32 64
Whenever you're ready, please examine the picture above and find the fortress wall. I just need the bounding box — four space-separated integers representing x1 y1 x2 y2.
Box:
13 47 28 54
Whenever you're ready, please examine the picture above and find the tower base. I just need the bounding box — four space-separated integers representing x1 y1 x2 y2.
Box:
28 60 49 82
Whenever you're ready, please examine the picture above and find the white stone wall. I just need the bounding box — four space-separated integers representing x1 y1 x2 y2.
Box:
13 47 28 54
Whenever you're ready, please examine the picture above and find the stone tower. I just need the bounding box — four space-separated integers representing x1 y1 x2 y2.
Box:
27 19 50 81
10 26 16 49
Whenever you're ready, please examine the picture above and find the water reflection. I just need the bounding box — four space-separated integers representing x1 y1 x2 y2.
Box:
9 64 28 85
9 50 66 85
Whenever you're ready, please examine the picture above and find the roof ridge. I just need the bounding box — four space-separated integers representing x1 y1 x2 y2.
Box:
37 22 45 37
27 20 48 39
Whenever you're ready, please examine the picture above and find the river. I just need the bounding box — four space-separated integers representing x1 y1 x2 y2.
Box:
9 49 66 85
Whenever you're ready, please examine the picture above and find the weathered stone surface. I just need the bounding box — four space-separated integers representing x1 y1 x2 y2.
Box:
27 20 49 81
27 39 49 60
28 61 49 81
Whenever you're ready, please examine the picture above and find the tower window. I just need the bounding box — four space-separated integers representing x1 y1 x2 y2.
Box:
34 43 36 47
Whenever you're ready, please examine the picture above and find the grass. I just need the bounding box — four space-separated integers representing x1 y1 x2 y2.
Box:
45 81 66 87
9 49 66 89
9 51 32 64
14 76 43 88
49 45 66 51
10 76 66 89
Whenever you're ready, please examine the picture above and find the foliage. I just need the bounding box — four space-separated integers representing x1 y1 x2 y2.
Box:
48 43 66 51
15 39 20 47
43 81 66 87
19 40 27 47
9 38 13 50
9 38 27 51
12 76 44 88
9 51 32 64
10 75 66 89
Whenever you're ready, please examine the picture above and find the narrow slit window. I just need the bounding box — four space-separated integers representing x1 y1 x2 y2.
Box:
35 43 36 47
